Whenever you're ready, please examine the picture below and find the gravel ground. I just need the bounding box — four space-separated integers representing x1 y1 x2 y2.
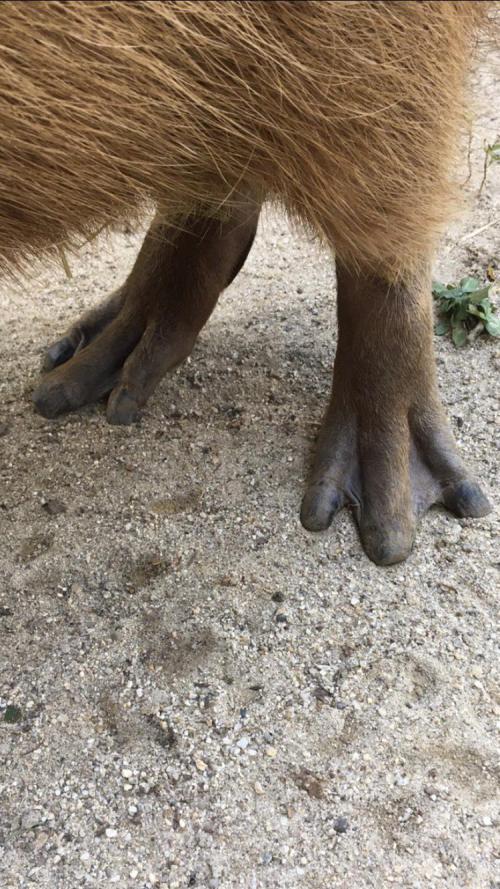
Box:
0 48 499 889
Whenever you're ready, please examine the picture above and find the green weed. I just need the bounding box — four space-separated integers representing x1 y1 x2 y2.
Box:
432 276 500 347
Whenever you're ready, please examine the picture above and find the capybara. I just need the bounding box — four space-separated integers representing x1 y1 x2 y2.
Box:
0 0 495 564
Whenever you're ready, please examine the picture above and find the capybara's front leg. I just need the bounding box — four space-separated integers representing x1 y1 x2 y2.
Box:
300 262 491 565
33 202 260 424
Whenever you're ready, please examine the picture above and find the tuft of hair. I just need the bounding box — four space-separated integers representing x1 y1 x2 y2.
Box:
0 0 495 280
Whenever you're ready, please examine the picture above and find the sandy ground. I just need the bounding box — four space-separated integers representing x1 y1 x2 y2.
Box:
1 44 499 889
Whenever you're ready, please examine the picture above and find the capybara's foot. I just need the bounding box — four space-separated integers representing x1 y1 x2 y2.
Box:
300 399 491 565
33 298 196 424
300 261 492 565
33 203 260 423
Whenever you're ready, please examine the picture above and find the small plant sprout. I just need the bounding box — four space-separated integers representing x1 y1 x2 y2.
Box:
479 139 500 194
432 276 500 347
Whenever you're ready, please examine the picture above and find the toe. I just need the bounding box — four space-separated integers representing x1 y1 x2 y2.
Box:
300 483 345 531
33 379 78 418
106 387 140 425
359 516 415 566
442 479 492 519
43 335 80 372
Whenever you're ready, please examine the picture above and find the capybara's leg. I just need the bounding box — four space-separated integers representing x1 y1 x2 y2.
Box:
300 262 491 565
33 203 260 423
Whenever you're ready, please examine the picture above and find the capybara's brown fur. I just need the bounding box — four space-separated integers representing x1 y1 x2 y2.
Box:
2 0 496 565
0 0 492 278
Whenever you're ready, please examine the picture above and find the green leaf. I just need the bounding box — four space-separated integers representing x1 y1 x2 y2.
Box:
452 324 467 347
444 288 464 301
454 304 469 322
432 280 446 294
435 319 449 335
467 304 486 320
459 276 481 292
486 142 500 163
467 286 491 304
485 316 500 336
439 298 455 313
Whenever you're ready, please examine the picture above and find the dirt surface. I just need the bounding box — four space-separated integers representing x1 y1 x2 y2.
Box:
0 49 499 889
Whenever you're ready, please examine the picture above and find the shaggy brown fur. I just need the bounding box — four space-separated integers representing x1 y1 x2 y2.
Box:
2 0 496 566
0 0 492 278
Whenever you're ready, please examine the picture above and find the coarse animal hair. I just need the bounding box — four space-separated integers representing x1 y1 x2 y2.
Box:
0 0 495 279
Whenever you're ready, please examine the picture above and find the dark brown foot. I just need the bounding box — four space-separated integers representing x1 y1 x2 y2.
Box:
300 400 491 565
33 203 260 423
42 287 126 373
300 263 491 565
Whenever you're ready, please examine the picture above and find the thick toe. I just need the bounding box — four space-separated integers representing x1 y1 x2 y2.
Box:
442 479 492 519
43 336 79 372
33 380 77 418
358 517 415 566
300 484 345 532
106 387 140 425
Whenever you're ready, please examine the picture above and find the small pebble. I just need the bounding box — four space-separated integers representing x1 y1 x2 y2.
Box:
272 592 285 603
3 705 22 724
42 498 66 516
334 816 349 834
20 811 41 830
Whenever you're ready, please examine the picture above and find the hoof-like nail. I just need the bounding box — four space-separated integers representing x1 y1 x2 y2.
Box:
442 480 492 519
300 485 344 531
360 523 415 566
43 337 76 372
107 388 139 425
33 382 73 418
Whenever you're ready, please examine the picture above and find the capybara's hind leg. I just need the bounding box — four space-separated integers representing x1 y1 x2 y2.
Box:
33 202 260 423
300 262 491 565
